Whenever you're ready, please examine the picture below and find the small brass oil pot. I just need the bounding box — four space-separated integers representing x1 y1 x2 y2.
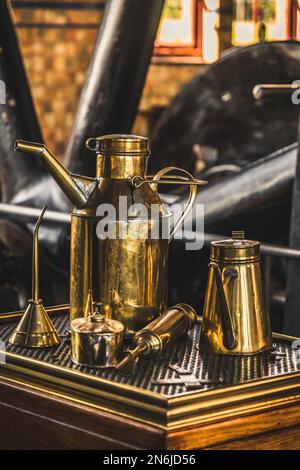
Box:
71 308 124 368
200 231 272 355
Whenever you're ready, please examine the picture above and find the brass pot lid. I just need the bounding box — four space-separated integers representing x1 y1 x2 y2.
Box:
71 314 124 336
86 134 150 156
210 231 260 262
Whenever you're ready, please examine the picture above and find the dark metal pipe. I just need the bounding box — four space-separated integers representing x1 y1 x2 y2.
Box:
253 83 300 100
10 0 165 208
183 231 300 261
0 0 45 201
9 142 298 253
0 203 70 225
11 142 298 242
1 203 300 261
64 0 165 176
190 143 297 240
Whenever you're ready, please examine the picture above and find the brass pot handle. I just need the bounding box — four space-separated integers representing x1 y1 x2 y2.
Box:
151 166 199 243
131 167 207 242
209 262 237 350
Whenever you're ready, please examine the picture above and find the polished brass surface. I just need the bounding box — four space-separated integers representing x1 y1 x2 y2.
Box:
210 230 260 263
117 303 197 370
0 306 300 429
71 303 124 368
8 207 61 348
134 166 204 242
86 134 150 156
15 135 205 334
88 134 151 179
132 174 208 187
14 140 98 209
200 231 272 355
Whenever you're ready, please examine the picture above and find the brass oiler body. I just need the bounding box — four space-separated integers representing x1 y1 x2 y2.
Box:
117 303 197 370
71 312 124 368
15 135 205 335
200 231 272 355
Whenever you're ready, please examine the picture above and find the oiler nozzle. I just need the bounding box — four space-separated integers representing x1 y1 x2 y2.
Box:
116 342 148 371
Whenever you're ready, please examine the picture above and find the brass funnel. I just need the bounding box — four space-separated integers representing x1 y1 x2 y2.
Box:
9 206 61 348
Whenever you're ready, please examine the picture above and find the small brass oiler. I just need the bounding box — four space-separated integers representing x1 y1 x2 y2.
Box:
116 303 197 371
9 206 61 348
71 302 124 368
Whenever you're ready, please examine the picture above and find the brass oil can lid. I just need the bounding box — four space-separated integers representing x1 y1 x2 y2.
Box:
71 314 124 336
86 134 150 156
210 231 260 263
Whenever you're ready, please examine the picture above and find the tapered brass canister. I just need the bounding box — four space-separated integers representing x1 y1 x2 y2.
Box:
200 231 272 355
15 135 205 334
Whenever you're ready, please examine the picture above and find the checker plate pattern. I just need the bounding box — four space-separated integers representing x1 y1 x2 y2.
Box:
0 311 299 397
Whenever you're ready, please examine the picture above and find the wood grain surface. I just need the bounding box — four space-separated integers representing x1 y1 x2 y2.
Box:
0 376 300 449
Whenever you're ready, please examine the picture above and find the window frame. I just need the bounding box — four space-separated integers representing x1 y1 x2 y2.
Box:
154 0 203 58
287 0 298 39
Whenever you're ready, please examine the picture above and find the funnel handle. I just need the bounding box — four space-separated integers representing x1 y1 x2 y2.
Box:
209 262 237 350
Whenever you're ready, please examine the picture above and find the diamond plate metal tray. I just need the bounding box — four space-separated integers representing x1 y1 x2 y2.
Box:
0 305 300 429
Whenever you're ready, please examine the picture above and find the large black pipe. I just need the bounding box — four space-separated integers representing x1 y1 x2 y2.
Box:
1 203 300 260
64 0 165 176
190 143 297 241
0 0 45 202
0 2 49 311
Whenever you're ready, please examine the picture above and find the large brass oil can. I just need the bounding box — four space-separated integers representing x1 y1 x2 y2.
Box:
15 135 205 334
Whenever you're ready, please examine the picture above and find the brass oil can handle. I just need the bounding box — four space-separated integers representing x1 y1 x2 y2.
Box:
209 262 237 350
152 167 199 242
132 167 207 243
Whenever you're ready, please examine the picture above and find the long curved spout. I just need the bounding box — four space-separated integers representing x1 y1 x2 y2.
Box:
15 140 97 208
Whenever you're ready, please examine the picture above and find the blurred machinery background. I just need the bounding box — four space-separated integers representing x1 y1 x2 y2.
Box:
1 0 300 334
